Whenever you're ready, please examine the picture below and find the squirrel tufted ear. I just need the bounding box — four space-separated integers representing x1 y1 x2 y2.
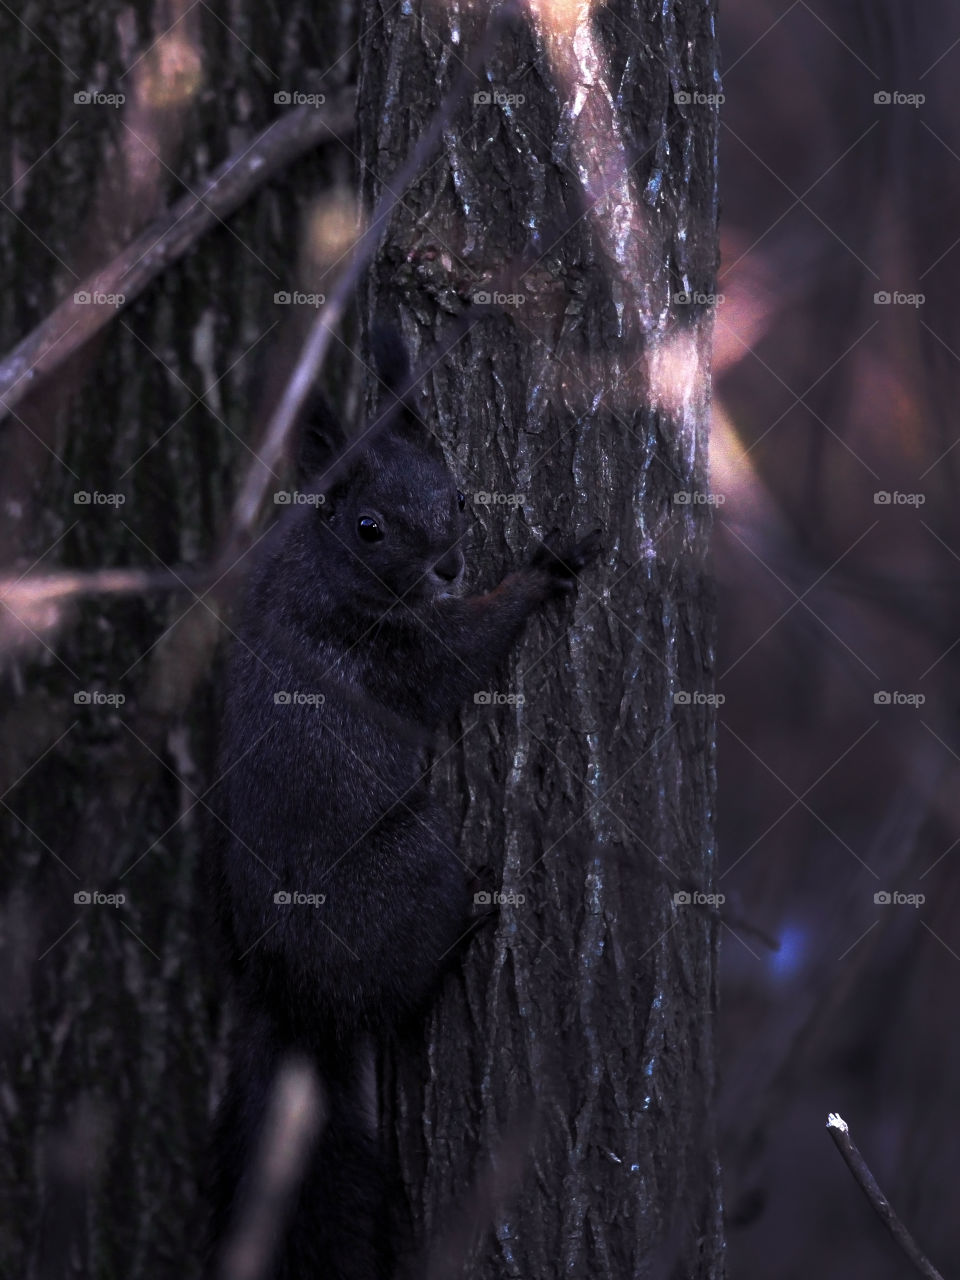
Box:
367 315 473 446
295 386 349 489
368 323 425 443
368 324 411 393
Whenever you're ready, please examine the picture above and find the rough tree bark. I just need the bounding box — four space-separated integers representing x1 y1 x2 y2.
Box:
358 2 722 1276
0 0 720 1276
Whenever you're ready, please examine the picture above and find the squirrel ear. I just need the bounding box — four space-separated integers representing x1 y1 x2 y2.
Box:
367 316 473 445
295 387 349 487
368 324 424 443
368 324 411 393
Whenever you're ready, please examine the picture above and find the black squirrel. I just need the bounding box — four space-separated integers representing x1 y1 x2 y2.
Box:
204 327 600 1279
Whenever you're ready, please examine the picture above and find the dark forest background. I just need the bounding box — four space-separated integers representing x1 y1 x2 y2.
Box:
0 0 956 1278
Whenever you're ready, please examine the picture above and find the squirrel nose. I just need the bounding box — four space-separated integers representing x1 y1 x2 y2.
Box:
433 550 463 583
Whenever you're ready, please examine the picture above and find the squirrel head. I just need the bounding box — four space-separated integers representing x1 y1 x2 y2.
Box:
295 328 467 608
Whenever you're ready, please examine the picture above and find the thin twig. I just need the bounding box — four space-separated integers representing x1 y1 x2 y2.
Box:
0 91 356 424
826 1112 945 1280
216 1057 325 1280
0 565 202 605
726 778 935 1201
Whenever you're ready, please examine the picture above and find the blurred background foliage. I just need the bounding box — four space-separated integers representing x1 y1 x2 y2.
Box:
715 3 960 1276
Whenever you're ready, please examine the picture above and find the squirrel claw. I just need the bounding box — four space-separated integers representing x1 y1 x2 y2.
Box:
530 528 602 587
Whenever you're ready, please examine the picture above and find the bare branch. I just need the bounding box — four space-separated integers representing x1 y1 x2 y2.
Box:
0 91 356 424
216 1058 325 1280
0 566 200 605
826 1112 945 1280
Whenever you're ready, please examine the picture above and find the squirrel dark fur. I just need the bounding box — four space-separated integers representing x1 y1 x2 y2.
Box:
204 327 599 1279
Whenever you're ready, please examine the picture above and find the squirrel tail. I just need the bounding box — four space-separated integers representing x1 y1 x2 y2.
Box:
205 1019 396 1280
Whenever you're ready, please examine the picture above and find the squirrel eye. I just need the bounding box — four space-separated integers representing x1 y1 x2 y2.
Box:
357 516 383 543
457 490 466 512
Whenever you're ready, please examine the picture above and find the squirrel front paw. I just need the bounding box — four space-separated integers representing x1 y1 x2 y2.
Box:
529 529 602 594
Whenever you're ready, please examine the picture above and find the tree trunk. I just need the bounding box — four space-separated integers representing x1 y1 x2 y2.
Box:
358 2 722 1276
0 0 720 1275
